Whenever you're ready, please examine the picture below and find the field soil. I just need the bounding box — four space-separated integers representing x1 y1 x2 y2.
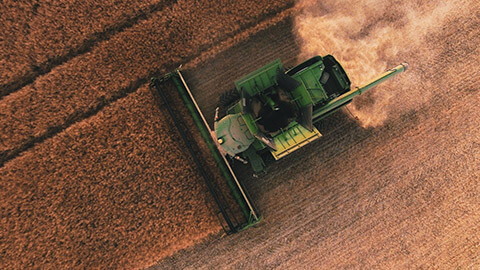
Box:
1 0 479 269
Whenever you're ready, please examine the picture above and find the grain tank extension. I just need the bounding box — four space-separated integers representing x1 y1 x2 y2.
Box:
214 55 408 173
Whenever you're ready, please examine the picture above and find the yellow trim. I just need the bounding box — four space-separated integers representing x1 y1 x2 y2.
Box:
270 124 322 160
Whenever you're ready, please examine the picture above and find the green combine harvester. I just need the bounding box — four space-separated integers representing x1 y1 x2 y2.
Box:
151 55 407 233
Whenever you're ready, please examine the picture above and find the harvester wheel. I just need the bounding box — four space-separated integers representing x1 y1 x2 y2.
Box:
219 89 240 108
218 89 240 117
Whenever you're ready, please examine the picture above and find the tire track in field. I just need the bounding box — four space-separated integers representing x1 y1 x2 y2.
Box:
0 1 295 168
0 0 177 99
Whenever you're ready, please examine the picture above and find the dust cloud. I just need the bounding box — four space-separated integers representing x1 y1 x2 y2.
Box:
294 0 471 127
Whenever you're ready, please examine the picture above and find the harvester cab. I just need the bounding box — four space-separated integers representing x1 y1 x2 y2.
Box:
214 55 408 173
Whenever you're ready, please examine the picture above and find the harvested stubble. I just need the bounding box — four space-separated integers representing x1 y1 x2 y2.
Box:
0 0 175 97
0 85 222 269
0 0 294 167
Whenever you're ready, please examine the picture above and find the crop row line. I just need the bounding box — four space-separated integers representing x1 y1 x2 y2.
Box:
0 0 177 100
0 78 147 168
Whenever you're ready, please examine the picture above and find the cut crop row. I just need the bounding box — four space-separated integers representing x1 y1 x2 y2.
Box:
0 0 176 97
0 0 294 166
0 85 222 269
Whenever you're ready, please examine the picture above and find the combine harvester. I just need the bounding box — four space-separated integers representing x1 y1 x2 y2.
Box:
151 55 407 233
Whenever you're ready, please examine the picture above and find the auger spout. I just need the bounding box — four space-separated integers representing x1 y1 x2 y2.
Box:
312 62 408 122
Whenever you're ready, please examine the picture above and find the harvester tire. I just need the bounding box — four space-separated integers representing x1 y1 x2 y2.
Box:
219 89 240 108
